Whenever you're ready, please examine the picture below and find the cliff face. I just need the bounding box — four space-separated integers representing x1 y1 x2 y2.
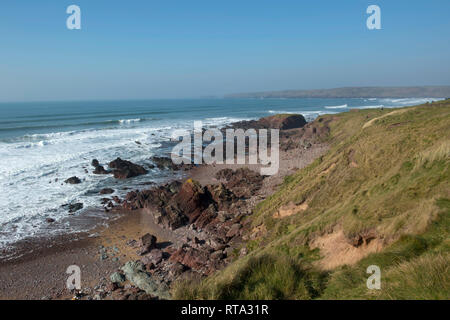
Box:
226 86 450 98
174 100 450 300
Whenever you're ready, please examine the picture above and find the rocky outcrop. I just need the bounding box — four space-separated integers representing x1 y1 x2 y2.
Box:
259 114 307 130
91 159 112 175
215 167 264 198
109 167 265 297
229 114 307 130
123 168 263 231
109 158 148 179
171 179 212 223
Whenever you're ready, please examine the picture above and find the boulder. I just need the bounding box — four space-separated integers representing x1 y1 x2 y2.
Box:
121 261 170 299
93 165 111 175
64 176 81 184
137 233 157 255
150 156 177 170
141 249 163 266
63 202 83 213
91 159 100 167
110 272 126 284
109 158 148 179
99 188 114 195
169 247 209 271
150 156 195 171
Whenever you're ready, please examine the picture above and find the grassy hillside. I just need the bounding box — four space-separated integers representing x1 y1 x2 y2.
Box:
174 100 450 300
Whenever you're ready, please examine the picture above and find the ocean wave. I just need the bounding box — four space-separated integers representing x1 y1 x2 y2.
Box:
9 110 170 121
381 98 444 106
352 105 385 109
202 117 252 127
268 110 335 115
16 140 53 149
118 118 142 124
0 118 156 134
268 110 297 114
267 110 337 120
0 121 178 248
324 104 348 109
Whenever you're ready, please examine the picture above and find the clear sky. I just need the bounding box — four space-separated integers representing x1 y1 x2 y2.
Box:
0 0 449 101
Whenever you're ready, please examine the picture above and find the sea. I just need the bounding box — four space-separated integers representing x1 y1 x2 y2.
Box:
0 97 442 249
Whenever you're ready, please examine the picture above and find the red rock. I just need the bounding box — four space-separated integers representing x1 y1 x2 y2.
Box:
137 233 157 255
172 179 210 223
169 247 209 271
141 249 163 266
109 158 148 179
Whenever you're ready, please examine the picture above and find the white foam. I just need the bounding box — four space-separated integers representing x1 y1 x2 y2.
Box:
268 110 336 119
203 117 252 127
0 122 184 247
324 104 348 109
352 105 385 109
380 98 444 106
118 118 142 124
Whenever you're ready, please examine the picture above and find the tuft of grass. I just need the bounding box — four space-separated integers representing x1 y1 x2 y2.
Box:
172 253 328 300
415 140 450 169
377 252 449 300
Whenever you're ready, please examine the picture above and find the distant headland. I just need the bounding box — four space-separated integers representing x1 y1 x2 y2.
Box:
226 86 450 99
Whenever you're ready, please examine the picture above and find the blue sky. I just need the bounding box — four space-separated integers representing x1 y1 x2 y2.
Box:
0 0 449 101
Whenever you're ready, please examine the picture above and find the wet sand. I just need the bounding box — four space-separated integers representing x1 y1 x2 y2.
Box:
0 209 177 300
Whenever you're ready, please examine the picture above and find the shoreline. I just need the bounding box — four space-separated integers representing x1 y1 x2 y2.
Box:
0 114 329 300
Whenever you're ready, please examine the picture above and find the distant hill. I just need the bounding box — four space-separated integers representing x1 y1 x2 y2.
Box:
227 86 450 99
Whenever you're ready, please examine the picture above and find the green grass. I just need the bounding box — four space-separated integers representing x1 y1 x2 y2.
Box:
173 101 450 300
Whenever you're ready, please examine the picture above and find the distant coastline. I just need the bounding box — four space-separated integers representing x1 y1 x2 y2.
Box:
226 86 450 99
